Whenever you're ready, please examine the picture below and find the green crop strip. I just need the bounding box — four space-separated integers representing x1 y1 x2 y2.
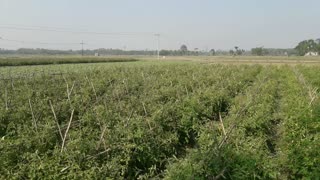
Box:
0 57 138 67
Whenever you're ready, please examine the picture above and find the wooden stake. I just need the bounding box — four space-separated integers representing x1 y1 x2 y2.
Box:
219 112 226 137
213 167 227 180
69 82 75 97
29 99 38 131
125 110 134 127
90 81 98 100
49 100 63 141
96 126 107 150
61 109 74 152
67 81 75 102
5 87 8 111
142 102 147 116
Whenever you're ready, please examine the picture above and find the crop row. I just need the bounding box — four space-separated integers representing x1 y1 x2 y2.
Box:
0 57 138 67
1 63 319 179
165 66 320 179
0 63 261 179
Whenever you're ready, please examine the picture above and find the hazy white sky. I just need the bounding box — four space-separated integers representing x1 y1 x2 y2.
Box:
0 0 320 50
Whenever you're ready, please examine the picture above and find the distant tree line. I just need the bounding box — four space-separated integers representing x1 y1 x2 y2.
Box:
0 48 157 56
0 47 296 56
251 47 297 56
251 38 320 56
160 45 208 56
1 40 319 56
229 46 245 56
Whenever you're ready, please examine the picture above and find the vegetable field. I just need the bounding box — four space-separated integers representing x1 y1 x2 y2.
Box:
0 57 138 67
0 61 319 179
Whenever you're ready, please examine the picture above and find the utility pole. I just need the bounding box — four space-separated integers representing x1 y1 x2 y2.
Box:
80 40 85 56
155 34 160 59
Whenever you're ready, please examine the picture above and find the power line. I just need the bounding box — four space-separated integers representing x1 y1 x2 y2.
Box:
0 25 156 36
0 37 80 45
0 23 82 31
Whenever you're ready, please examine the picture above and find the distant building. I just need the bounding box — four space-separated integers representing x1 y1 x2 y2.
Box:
94 53 100 57
305 51 318 56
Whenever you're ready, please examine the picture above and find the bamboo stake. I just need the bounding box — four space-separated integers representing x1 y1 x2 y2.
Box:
66 81 70 101
125 110 134 127
63 76 70 101
90 81 98 100
142 102 147 116
86 148 111 160
10 77 15 91
309 87 318 106
85 75 98 100
69 81 75 97
95 108 108 151
96 126 107 150
67 81 75 102
28 99 38 131
49 100 63 141
5 87 8 111
219 112 226 137
213 167 227 180
142 102 152 130
61 109 75 152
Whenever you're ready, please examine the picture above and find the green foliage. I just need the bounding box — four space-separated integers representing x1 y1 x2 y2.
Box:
251 47 265 56
230 46 245 56
0 62 319 179
0 57 138 66
159 50 202 56
180 45 188 52
209 49 215 56
0 48 158 56
295 39 320 56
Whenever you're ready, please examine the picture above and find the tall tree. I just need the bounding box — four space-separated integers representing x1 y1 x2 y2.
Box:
209 49 216 56
180 44 188 55
295 39 319 56
180 45 188 51
232 46 244 56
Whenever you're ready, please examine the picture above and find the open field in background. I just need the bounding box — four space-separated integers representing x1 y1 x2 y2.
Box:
1 55 320 67
0 56 138 66
0 57 320 179
140 55 320 65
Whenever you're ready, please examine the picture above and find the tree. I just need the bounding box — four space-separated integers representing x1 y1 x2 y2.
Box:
295 39 319 56
180 44 188 55
251 47 264 56
231 46 244 56
238 49 245 55
209 49 216 56
159 50 170 56
180 44 188 51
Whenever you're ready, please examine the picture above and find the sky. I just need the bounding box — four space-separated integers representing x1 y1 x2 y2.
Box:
0 0 320 51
